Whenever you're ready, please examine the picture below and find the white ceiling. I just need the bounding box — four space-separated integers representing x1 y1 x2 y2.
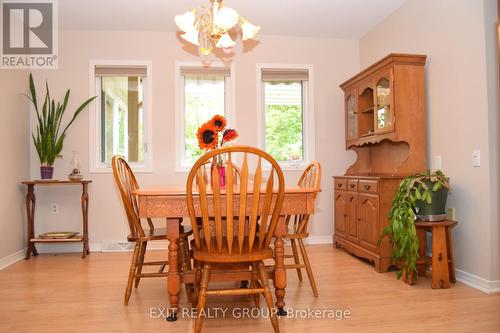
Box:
59 0 406 39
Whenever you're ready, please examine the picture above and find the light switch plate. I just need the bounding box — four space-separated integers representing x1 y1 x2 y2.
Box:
472 149 481 167
434 155 442 170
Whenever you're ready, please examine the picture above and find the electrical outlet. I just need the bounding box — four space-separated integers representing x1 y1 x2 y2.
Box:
472 149 481 167
51 204 59 214
434 155 442 170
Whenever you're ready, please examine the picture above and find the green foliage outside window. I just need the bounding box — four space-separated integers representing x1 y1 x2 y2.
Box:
265 104 303 161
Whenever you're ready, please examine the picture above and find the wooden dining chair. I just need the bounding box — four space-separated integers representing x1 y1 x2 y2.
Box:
284 161 321 297
112 156 193 305
186 146 285 333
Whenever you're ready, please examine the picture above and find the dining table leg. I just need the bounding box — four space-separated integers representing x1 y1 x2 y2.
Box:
274 216 287 316
166 218 180 322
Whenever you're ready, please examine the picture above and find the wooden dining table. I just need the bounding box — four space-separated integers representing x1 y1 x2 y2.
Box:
133 184 320 320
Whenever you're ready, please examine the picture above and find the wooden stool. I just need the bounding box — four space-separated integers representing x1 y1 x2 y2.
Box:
415 220 457 289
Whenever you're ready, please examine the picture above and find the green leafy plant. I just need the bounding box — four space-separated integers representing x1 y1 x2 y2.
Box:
379 170 450 284
26 73 96 166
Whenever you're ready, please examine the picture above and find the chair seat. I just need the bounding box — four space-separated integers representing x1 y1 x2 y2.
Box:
193 237 273 263
127 225 193 242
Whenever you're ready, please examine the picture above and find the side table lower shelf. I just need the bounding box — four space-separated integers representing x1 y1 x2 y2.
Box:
30 236 83 243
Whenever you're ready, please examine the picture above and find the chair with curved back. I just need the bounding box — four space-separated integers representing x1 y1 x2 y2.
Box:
186 146 285 333
112 155 193 305
284 161 321 297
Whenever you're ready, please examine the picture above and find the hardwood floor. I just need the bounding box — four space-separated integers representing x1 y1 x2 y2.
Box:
0 244 498 332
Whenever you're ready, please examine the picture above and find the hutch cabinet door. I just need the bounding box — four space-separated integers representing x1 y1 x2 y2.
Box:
345 89 358 142
334 191 348 237
373 68 395 134
347 192 359 243
357 193 380 252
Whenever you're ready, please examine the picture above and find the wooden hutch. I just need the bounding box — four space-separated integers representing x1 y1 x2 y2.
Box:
333 54 427 272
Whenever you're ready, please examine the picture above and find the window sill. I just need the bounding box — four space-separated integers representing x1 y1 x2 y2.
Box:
89 166 153 174
175 163 308 173
277 162 309 171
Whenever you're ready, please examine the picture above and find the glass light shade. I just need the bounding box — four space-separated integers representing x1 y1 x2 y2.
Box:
241 18 260 40
223 47 234 54
175 10 196 32
181 29 200 46
214 7 239 31
215 33 235 48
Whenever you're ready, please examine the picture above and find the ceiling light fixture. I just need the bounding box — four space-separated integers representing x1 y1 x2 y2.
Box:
175 0 260 56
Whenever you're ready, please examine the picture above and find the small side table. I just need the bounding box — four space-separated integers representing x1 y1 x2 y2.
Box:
21 179 92 259
415 220 457 289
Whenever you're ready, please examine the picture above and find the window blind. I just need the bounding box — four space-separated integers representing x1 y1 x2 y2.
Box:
261 68 309 81
95 66 147 77
180 67 231 77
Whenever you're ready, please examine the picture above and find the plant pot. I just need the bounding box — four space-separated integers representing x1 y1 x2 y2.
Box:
40 166 54 179
415 180 448 221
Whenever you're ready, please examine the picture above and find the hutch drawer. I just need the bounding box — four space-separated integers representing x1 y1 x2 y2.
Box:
358 179 379 194
347 179 358 191
334 178 347 191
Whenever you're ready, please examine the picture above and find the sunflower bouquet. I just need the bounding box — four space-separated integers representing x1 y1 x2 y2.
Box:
196 115 238 151
196 115 238 186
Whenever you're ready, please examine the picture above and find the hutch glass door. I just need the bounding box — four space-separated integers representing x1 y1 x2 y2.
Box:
375 75 394 132
346 94 357 140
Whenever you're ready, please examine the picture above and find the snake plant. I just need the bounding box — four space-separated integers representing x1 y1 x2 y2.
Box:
26 73 96 166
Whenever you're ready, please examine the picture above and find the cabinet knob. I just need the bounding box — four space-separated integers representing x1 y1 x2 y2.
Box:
350 184 356 189
364 185 371 190
337 183 343 188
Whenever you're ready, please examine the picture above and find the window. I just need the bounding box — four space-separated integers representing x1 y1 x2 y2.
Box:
258 66 314 167
176 64 233 170
89 62 152 172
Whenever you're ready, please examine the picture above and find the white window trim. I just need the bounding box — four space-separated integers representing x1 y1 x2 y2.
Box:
256 63 316 171
88 60 153 173
175 61 236 172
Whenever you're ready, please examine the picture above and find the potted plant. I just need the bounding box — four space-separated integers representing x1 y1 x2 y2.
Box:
379 170 450 284
26 74 96 179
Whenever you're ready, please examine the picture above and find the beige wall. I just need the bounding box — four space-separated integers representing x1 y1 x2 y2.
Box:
29 31 358 251
0 70 29 260
360 0 500 281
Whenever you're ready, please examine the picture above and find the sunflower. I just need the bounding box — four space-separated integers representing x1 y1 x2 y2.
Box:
197 122 218 150
210 114 227 132
222 128 238 145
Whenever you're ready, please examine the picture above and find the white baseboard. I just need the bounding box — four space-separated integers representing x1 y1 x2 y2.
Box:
99 241 169 252
304 235 334 245
0 248 26 270
455 269 500 294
